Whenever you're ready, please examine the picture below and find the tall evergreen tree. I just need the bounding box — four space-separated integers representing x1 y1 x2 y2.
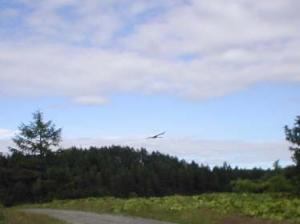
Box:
10 111 62 157
285 116 300 167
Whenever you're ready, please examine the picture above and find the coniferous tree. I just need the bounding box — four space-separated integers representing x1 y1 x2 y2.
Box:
10 111 62 157
285 116 300 192
285 116 300 168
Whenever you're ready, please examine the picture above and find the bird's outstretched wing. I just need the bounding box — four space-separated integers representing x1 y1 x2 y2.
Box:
156 131 165 137
147 131 166 139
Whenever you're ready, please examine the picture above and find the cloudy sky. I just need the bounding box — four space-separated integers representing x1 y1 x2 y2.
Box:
0 0 299 168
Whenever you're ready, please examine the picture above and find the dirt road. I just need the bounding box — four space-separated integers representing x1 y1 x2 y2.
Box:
24 209 176 224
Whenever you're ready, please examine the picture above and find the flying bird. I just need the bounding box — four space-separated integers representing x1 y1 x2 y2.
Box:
147 132 166 139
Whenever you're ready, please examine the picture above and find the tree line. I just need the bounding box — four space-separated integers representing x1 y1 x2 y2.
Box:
0 111 299 206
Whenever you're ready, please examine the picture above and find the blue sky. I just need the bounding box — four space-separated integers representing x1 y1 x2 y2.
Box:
0 0 299 168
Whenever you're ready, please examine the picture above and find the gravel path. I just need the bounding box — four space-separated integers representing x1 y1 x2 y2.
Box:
23 209 177 224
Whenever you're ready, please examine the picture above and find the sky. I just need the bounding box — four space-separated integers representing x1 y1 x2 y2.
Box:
0 0 299 168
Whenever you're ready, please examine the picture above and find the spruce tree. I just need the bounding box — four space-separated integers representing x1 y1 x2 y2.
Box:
285 116 300 168
10 111 62 157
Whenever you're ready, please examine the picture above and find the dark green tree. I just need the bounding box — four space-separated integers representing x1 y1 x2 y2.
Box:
285 116 300 167
10 111 62 157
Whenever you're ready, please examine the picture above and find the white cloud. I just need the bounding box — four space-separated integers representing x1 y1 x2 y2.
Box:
122 1 299 54
72 96 108 106
0 129 15 139
0 0 299 102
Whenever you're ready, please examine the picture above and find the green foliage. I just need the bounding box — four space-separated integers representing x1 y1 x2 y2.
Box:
195 193 300 221
231 179 266 193
23 193 300 222
231 175 294 193
285 116 300 193
10 111 62 157
0 146 270 205
3 209 66 224
0 205 4 224
266 175 294 193
285 116 300 167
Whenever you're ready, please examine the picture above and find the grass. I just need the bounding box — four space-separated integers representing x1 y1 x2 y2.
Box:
21 198 223 224
19 193 300 224
0 205 4 224
0 207 66 224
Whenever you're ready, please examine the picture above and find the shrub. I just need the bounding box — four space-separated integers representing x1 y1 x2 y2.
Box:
231 179 266 193
231 175 294 193
265 175 294 193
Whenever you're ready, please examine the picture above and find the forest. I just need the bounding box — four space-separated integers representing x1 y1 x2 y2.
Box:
0 112 299 206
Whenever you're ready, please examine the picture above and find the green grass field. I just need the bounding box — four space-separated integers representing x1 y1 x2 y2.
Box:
19 193 300 224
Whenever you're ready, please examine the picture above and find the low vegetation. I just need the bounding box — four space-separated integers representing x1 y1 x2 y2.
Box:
0 205 4 224
22 193 300 223
0 208 65 224
231 174 295 193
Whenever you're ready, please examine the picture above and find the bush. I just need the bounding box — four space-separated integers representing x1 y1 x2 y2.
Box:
231 175 294 193
231 179 266 193
265 175 294 193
